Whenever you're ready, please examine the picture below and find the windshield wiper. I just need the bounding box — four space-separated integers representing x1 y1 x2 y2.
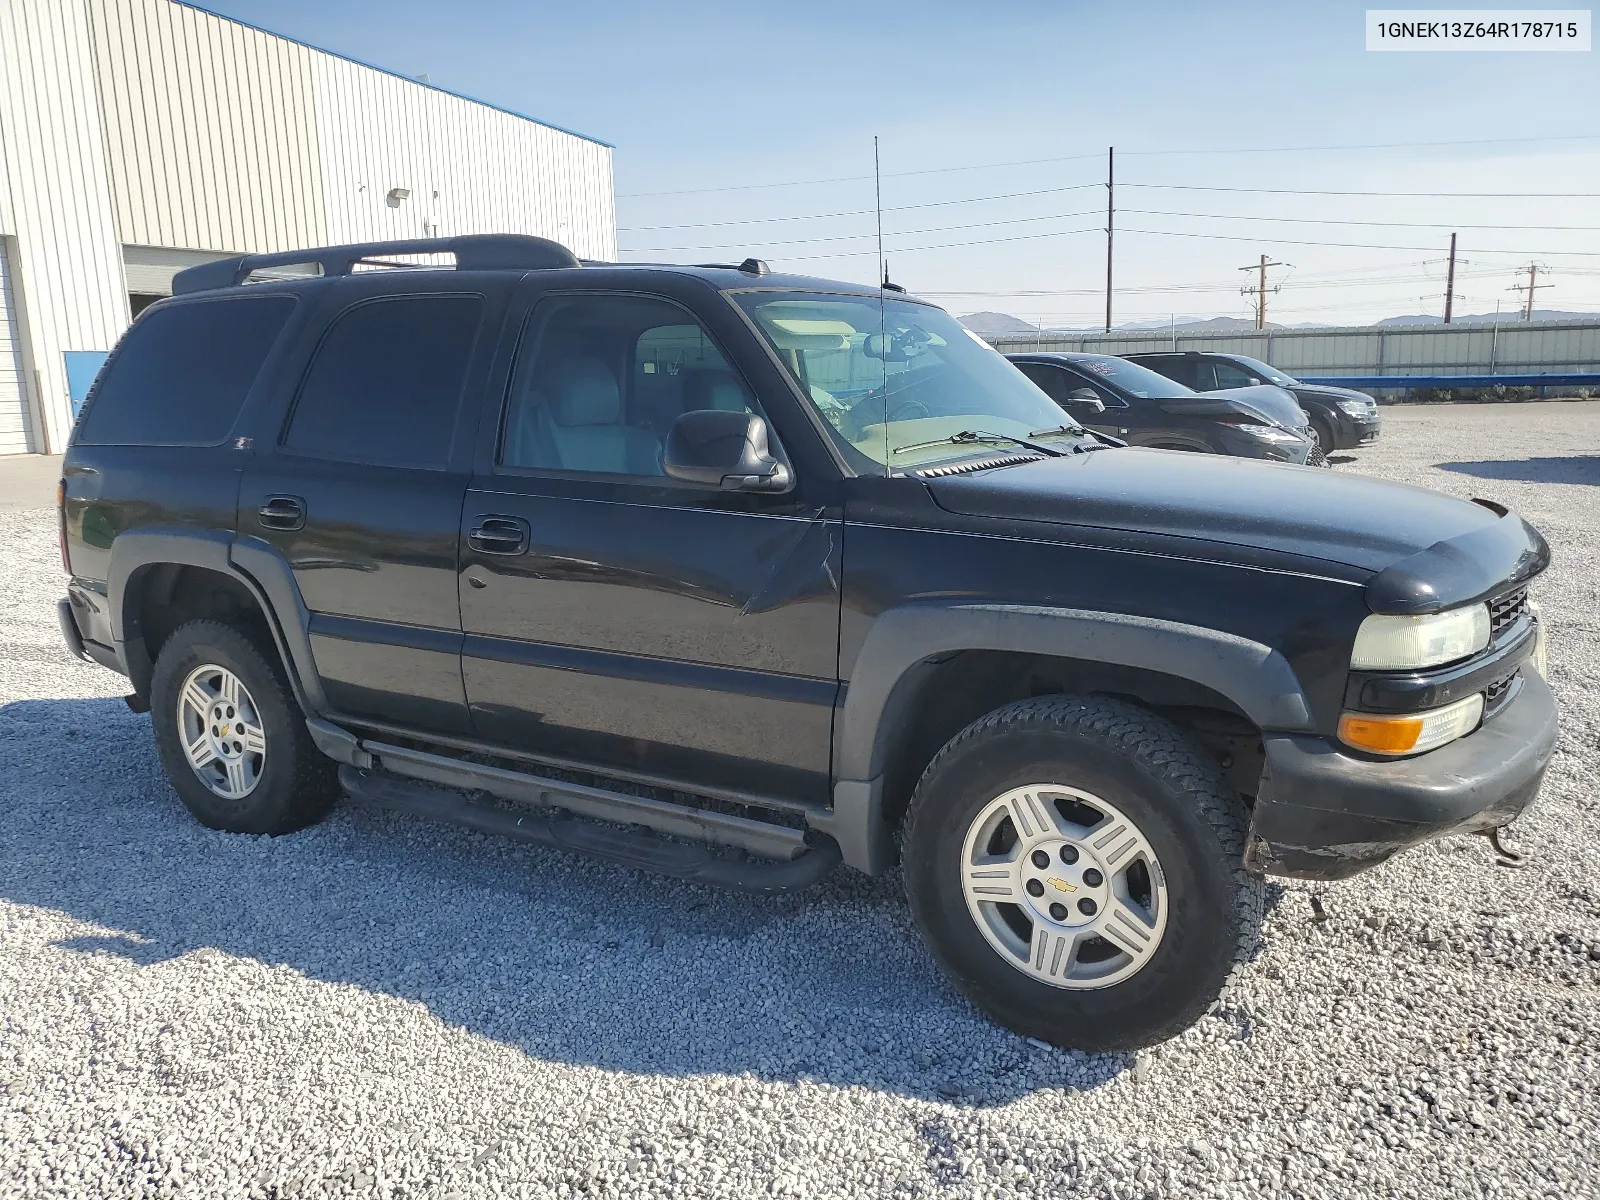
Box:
892 429 1066 458
1028 424 1112 453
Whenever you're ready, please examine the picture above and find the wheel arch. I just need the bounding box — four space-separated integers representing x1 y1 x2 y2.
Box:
817 603 1314 874
107 528 325 714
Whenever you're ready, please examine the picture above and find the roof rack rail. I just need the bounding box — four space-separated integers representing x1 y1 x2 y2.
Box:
171 234 580 295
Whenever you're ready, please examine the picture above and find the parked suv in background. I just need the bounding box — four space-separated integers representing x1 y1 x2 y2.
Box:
1006 351 1323 466
1126 351 1382 455
58 235 1554 1050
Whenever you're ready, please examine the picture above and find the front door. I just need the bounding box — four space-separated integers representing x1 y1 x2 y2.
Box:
240 280 499 734
457 290 841 802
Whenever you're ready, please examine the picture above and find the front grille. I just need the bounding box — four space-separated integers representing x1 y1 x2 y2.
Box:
1489 586 1529 640
1484 672 1518 716
1307 445 1329 467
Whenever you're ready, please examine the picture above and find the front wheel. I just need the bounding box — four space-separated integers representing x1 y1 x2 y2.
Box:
903 695 1263 1051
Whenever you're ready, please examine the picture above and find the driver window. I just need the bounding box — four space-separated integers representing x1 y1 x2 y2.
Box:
500 296 758 476
1209 361 1257 390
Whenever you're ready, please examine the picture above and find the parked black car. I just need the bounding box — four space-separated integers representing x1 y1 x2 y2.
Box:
1006 351 1324 466
58 235 1554 1051
1125 351 1381 455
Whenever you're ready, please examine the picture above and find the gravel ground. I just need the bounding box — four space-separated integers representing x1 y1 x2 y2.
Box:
2 402 1599 1199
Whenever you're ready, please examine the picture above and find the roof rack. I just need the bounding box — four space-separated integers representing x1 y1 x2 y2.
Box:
171 234 581 295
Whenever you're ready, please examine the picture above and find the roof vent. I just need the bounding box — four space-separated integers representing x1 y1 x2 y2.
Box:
738 258 770 276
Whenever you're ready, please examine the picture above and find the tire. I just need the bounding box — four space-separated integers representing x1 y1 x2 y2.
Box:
149 618 339 835
902 695 1264 1051
1310 416 1336 455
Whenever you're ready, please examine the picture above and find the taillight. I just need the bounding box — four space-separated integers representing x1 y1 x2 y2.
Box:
57 479 71 575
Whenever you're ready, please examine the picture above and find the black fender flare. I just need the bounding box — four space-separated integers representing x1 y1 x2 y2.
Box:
106 528 326 714
814 602 1314 874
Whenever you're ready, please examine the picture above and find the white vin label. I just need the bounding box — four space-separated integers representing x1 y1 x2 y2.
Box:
1367 9 1591 50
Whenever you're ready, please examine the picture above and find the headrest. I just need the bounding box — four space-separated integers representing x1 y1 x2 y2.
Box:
552 358 620 426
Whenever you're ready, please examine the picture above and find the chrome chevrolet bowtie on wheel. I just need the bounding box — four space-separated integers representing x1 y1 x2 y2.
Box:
961 786 1168 990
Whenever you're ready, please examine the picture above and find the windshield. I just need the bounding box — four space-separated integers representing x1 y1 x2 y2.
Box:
732 291 1089 468
1227 354 1300 387
1067 355 1195 399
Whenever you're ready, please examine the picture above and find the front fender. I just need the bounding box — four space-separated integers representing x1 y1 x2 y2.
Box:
816 602 1315 873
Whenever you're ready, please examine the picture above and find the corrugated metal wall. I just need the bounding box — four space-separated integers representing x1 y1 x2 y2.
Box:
0 0 131 454
88 0 327 255
0 0 616 451
0 239 33 454
983 319 1600 377
314 57 617 259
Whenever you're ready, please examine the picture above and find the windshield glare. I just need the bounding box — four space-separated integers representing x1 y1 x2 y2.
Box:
1229 354 1299 387
733 291 1084 468
1068 355 1195 399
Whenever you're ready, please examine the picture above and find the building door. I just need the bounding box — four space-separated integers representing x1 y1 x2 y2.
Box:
0 242 34 454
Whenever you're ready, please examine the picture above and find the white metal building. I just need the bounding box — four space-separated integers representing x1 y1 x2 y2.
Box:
0 0 617 455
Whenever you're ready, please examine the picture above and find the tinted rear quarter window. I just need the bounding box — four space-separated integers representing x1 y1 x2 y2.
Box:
283 294 483 470
75 295 296 446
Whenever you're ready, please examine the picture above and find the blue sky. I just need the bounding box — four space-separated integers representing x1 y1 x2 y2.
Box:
203 1 1600 327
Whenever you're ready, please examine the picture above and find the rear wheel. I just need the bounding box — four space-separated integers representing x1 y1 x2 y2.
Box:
150 619 338 834
903 695 1263 1050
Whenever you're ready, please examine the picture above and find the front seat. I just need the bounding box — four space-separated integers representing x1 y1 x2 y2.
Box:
542 357 661 475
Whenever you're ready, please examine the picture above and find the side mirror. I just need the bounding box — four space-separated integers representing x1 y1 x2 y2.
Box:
664 409 793 492
1063 387 1105 414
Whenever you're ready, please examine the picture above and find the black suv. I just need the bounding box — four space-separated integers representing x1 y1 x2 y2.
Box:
57 235 1555 1051
1006 352 1322 466
1126 351 1382 455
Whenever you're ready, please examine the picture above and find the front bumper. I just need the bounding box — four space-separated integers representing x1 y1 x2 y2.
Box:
1245 669 1557 880
1341 412 1382 447
1216 427 1313 464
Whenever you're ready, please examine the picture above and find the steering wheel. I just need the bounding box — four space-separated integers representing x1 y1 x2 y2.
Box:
886 399 931 423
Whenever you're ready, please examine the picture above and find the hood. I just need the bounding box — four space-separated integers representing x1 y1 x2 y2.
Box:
1291 383 1377 406
1162 384 1307 430
926 446 1516 578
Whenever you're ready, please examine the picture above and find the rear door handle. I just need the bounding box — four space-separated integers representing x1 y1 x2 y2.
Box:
469 515 530 555
258 495 305 531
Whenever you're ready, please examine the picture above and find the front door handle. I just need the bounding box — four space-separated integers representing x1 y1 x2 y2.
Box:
258 495 305 531
469 515 530 555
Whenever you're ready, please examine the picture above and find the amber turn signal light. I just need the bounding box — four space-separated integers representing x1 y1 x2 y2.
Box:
1338 693 1485 757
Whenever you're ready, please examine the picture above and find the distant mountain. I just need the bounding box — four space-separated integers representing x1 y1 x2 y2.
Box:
1378 309 1596 326
957 311 1042 335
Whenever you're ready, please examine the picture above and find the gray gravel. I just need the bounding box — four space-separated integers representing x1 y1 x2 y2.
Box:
3 402 1599 1199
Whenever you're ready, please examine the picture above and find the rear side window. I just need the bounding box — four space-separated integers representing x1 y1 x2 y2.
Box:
76 296 295 446
283 294 483 470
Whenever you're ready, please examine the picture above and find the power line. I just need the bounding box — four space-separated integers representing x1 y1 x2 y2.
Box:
1122 209 1600 232
1121 227 1600 257
1126 183 1600 199
617 134 1600 199
620 208 1102 253
617 182 1102 232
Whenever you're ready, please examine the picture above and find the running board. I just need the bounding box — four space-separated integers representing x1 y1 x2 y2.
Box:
337 754 840 893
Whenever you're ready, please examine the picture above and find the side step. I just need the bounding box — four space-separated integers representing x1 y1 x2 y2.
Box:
337 758 841 894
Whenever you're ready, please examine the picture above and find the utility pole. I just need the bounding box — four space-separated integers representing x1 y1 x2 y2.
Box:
1104 146 1114 334
1238 254 1285 331
1508 262 1551 320
1443 233 1457 324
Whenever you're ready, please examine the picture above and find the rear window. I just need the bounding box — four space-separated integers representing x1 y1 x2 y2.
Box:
75 296 296 446
282 294 483 470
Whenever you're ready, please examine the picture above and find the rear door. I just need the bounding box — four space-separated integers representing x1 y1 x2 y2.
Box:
457 285 841 802
239 275 505 734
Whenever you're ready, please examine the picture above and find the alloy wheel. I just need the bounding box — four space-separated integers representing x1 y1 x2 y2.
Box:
176 663 266 800
960 784 1169 989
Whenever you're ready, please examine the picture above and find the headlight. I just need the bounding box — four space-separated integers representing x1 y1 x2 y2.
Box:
1222 422 1303 443
1339 693 1484 756
1335 398 1373 415
1350 605 1490 670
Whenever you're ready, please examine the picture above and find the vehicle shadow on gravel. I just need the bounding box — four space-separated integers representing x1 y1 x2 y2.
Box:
1438 455 1600 485
0 696 1174 1107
